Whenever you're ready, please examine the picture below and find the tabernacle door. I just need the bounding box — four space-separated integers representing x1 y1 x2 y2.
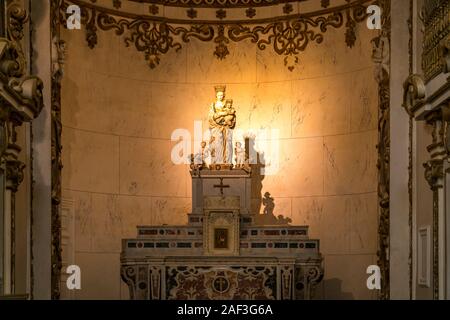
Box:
203 196 240 256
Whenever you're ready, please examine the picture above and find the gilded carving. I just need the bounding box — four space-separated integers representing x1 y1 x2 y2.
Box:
402 74 426 116
61 0 373 71
50 0 66 300
1 0 44 298
372 0 390 300
422 0 450 82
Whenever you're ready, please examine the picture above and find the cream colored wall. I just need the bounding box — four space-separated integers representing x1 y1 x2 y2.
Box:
61 22 379 299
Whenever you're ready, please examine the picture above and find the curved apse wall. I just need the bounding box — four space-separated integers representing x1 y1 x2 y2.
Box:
61 19 378 299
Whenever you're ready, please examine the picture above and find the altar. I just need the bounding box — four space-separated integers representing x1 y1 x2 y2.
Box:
120 86 323 300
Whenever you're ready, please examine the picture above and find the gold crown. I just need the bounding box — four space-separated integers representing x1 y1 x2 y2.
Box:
214 85 226 93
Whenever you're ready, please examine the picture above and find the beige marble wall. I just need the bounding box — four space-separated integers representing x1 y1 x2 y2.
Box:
61 22 379 299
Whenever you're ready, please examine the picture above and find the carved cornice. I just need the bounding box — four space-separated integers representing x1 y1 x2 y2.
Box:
61 0 373 70
126 0 307 8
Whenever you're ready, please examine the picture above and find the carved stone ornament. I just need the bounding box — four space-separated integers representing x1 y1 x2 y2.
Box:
423 159 444 190
402 74 426 116
0 0 45 299
372 0 391 300
61 0 372 71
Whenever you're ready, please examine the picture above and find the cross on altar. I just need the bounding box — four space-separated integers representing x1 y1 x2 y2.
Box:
214 178 230 195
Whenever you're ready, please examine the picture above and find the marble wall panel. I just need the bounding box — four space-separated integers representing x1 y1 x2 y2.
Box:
323 254 377 300
186 39 257 84
324 130 377 196
291 193 377 256
348 192 378 254
107 77 153 138
150 197 191 226
62 27 121 76
291 196 324 241
62 72 152 137
63 189 153 253
150 83 211 140
293 71 355 138
62 127 120 194
261 137 324 198
119 137 187 197
117 195 153 239
61 71 112 132
73 252 121 300
349 68 378 133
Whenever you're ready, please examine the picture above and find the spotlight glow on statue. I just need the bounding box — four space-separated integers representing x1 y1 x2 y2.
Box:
170 85 280 175
208 85 236 165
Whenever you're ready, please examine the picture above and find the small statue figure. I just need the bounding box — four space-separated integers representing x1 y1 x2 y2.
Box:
262 192 275 216
222 99 236 127
235 141 245 167
208 86 236 165
189 153 196 170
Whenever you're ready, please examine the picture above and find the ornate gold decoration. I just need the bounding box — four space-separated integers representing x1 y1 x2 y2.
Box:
1 0 44 298
61 0 372 70
187 8 198 19
407 0 414 299
422 0 450 82
423 157 443 300
50 0 66 300
246 7 256 19
402 74 426 116
372 0 390 300
421 104 450 300
126 0 305 8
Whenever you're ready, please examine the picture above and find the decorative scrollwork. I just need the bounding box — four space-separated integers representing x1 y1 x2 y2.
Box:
61 0 373 71
372 0 390 301
402 74 426 116
6 0 28 43
422 0 449 82
127 0 306 8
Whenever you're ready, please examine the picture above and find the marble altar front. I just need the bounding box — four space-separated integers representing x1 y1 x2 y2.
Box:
121 165 323 300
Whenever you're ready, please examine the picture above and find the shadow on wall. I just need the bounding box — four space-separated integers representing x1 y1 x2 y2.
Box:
248 137 291 224
322 278 355 300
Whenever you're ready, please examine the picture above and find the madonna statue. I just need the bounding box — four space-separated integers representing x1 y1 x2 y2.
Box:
208 85 236 165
